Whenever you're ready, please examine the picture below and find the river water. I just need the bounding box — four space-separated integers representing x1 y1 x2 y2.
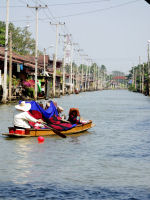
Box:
0 90 150 200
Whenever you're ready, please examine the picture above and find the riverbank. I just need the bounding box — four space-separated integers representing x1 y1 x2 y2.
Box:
0 87 103 104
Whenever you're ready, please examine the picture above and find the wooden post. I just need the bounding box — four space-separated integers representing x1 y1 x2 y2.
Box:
132 67 134 86
8 32 12 101
88 66 90 90
52 54 56 97
76 66 79 91
142 64 144 94
134 68 137 90
2 0 9 103
139 57 142 93
148 43 150 95
62 57 65 95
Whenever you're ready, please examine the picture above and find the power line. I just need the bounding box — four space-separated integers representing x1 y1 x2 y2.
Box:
8 0 140 21
53 0 141 19
46 0 110 7
0 0 109 8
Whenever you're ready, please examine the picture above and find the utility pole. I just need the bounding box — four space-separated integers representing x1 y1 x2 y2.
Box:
94 64 96 90
70 42 73 93
62 57 65 95
132 66 134 86
62 40 67 96
95 65 97 90
88 65 90 90
75 59 79 91
84 57 89 91
27 4 47 100
148 41 150 95
59 33 70 95
139 56 142 93
134 68 137 90
142 64 144 94
9 32 12 101
76 49 83 91
87 59 92 90
81 56 84 91
62 35 68 95
85 59 87 91
43 48 46 76
80 54 88 91
97 66 99 90
50 22 65 97
70 43 78 93
2 0 9 103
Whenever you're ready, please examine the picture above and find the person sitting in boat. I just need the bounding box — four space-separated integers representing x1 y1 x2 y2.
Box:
68 108 81 124
14 101 44 129
45 101 66 119
57 106 67 120
45 100 57 110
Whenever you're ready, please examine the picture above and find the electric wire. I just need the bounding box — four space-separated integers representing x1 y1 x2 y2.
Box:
53 0 140 19
46 0 110 7
0 0 109 8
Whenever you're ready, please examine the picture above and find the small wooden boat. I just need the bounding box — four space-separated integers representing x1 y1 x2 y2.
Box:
2 120 95 138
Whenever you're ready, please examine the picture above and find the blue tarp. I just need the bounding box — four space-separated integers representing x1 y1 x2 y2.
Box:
19 100 58 119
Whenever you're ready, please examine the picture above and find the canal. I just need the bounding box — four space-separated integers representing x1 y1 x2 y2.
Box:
0 90 150 199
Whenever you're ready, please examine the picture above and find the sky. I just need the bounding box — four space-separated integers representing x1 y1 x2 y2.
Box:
1 0 150 74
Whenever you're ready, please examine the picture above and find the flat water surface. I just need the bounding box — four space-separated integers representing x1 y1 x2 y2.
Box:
0 90 150 199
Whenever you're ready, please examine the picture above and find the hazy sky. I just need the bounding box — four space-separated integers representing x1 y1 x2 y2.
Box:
1 0 150 74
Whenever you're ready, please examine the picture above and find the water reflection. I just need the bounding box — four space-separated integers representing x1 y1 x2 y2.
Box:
0 90 150 199
13 140 32 184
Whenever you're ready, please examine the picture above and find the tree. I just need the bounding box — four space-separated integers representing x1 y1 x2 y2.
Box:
0 21 5 46
100 65 107 72
0 21 36 55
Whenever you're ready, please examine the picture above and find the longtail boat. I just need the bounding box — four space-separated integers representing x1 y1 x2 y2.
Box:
2 120 95 138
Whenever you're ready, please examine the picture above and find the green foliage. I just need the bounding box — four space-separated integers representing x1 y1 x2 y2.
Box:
12 78 20 86
78 64 87 73
56 69 61 75
72 62 78 73
25 87 35 98
0 21 5 46
65 64 70 74
10 23 35 55
0 21 36 55
100 65 107 72
128 84 137 92
129 62 150 95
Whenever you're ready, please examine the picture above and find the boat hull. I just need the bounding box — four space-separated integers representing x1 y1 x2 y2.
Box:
2 120 94 137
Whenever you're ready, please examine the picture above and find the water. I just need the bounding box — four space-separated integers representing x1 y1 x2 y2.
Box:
0 90 150 199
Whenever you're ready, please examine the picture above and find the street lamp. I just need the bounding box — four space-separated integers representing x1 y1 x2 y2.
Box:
43 45 54 76
80 54 88 91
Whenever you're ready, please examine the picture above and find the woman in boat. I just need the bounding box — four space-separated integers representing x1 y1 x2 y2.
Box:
45 100 57 110
57 106 67 120
45 101 66 119
14 101 44 129
68 108 81 124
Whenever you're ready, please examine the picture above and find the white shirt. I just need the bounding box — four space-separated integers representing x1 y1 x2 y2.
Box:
14 111 38 128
